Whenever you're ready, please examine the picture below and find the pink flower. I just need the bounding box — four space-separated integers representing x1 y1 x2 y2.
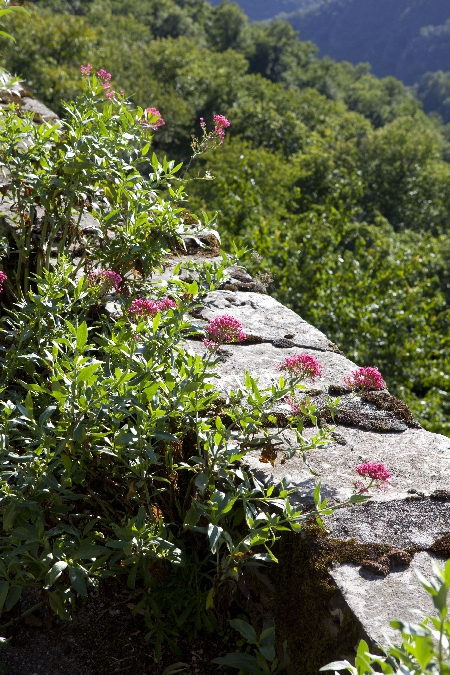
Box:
276 354 322 380
88 269 122 293
203 314 246 351
140 107 165 129
105 91 115 99
285 395 301 415
80 63 92 76
355 462 391 493
212 115 230 145
128 297 176 320
213 115 230 129
356 462 391 482
344 366 385 391
101 82 111 90
97 69 112 81
0 270 7 293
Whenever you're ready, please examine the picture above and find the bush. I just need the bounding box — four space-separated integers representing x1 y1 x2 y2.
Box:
0 69 362 658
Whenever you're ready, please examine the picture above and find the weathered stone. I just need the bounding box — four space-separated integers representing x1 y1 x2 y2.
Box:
20 97 59 123
245 425 450 505
191 290 337 351
327 496 450 549
331 552 440 647
186 340 357 392
361 390 421 429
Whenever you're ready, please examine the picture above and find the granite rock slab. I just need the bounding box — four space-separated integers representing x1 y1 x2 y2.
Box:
186 340 357 393
193 290 337 351
244 426 450 505
331 552 442 647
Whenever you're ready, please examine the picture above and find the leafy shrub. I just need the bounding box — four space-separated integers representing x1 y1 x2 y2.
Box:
0 70 366 658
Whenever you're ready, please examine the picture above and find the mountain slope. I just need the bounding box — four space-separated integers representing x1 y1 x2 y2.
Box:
285 0 450 85
208 0 319 22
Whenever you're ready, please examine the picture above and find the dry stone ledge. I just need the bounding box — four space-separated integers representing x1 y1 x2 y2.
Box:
198 287 450 658
331 552 438 647
191 289 338 351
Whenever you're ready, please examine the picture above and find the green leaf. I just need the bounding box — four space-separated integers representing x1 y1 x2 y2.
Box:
77 363 101 383
0 582 10 618
161 664 189 675
69 567 88 596
229 619 258 645
72 545 109 560
76 322 88 351
320 661 355 673
207 523 223 554
5 586 22 612
46 561 68 587
212 653 262 674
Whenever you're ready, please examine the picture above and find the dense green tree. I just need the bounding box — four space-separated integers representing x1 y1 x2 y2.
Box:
417 70 450 124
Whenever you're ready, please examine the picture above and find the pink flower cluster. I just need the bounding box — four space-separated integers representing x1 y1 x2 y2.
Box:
344 366 385 391
141 107 165 130
97 68 115 99
355 461 391 493
213 114 230 144
203 314 246 351
199 114 230 145
0 270 7 293
88 269 122 293
97 69 111 81
80 63 92 76
276 354 322 380
128 297 177 320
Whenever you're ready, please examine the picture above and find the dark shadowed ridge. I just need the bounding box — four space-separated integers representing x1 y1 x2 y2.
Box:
283 0 450 85
208 0 319 22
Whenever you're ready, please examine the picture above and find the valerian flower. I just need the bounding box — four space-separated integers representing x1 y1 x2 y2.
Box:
344 366 385 391
128 297 176 320
142 107 165 129
213 114 230 144
203 314 246 351
88 269 122 293
191 114 230 155
80 63 92 76
97 69 112 81
0 270 7 293
355 461 391 493
276 354 322 380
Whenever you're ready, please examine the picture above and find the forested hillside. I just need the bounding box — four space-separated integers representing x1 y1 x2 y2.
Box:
208 0 317 21
286 0 450 86
3 0 450 435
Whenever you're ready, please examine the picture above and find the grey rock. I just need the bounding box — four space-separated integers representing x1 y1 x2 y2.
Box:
20 97 59 123
186 340 357 393
327 496 450 548
331 552 440 647
195 290 334 351
244 425 450 504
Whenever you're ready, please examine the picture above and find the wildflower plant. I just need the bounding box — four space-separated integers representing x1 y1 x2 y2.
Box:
344 366 386 391
203 314 246 350
277 353 323 380
0 67 367 659
355 461 391 493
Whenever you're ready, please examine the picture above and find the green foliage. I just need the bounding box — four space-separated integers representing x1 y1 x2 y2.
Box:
418 70 450 125
322 558 450 675
212 618 290 674
0 75 354 656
